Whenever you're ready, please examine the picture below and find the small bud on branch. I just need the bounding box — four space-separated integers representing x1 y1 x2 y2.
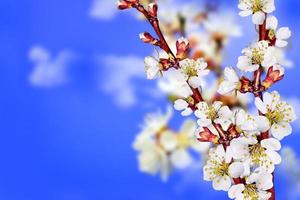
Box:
117 0 138 10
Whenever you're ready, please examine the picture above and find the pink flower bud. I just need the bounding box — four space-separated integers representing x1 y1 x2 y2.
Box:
197 127 219 144
239 76 253 93
176 37 189 59
148 3 158 17
139 32 159 45
262 65 285 89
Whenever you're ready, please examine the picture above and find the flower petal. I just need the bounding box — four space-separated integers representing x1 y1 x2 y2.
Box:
228 184 245 199
229 162 244 178
212 176 231 191
170 149 193 169
252 11 265 25
261 138 281 151
266 15 278 30
255 97 268 114
270 122 292 140
174 99 188 111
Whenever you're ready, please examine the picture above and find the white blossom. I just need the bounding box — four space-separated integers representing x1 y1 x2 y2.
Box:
204 12 242 38
237 41 277 72
238 0 275 25
204 145 244 191
195 101 233 130
255 91 297 140
228 168 273 200
230 137 282 173
179 58 209 88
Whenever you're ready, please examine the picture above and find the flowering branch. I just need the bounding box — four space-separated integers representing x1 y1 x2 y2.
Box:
119 0 297 200
118 0 205 108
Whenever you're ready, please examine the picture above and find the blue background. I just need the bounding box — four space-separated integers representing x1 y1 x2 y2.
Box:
0 0 299 199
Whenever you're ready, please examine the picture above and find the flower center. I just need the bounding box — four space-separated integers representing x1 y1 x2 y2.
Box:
243 184 259 200
249 144 267 165
183 65 198 77
251 47 264 64
266 110 284 124
251 0 263 12
177 133 190 148
206 106 218 120
212 161 230 177
268 29 276 40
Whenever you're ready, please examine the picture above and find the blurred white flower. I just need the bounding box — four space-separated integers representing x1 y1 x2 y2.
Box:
133 108 205 180
158 2 203 33
158 68 193 98
28 45 74 88
204 12 242 38
137 144 171 180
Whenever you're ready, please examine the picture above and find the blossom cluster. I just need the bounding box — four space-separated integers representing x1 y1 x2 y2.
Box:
118 0 297 199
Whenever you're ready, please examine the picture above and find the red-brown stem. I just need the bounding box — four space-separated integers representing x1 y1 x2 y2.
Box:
134 4 176 59
268 179 275 200
254 20 267 101
259 19 267 41
233 178 245 184
253 68 263 100
213 123 227 142
191 87 204 103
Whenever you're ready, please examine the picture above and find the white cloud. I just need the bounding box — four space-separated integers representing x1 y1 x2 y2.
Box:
28 45 75 88
89 0 118 20
100 55 146 108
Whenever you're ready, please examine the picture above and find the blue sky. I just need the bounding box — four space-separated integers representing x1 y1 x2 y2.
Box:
0 0 300 199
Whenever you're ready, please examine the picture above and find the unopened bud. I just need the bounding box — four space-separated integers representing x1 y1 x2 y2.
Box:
117 0 138 10
239 76 253 93
227 124 240 139
159 58 172 71
148 3 158 17
262 65 285 89
197 127 219 144
139 32 159 45
176 37 189 59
